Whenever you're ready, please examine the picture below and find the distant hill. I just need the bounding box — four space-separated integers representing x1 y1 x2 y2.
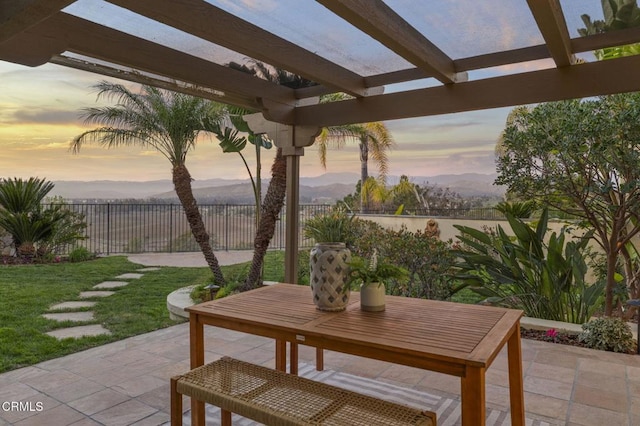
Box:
151 182 354 203
51 172 504 202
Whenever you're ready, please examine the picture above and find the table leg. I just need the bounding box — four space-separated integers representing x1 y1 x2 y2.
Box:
507 323 525 426
290 342 299 375
275 339 287 372
189 313 205 426
316 347 324 371
461 367 485 426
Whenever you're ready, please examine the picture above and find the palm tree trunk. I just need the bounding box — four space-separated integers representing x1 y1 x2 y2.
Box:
359 140 369 213
172 163 226 286
242 148 287 291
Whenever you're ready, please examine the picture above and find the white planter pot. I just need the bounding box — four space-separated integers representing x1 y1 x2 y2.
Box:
360 282 385 312
310 242 351 311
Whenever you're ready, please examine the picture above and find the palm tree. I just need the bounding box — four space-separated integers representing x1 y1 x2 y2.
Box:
223 61 317 290
71 82 227 285
316 97 394 213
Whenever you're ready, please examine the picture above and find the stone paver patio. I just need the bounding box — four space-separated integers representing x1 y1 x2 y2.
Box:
2 322 640 425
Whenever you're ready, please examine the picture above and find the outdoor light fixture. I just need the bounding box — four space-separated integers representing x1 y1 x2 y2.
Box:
204 284 220 301
626 299 640 354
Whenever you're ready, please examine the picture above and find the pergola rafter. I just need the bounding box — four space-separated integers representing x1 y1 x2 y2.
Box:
316 0 467 84
3 0 640 281
527 0 575 67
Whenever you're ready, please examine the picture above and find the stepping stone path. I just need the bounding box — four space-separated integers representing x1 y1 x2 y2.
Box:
42 267 161 339
93 281 129 289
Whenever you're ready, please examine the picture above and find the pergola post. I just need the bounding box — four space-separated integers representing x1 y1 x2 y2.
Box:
244 113 319 283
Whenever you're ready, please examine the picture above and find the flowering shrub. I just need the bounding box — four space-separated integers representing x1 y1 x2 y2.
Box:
544 328 559 342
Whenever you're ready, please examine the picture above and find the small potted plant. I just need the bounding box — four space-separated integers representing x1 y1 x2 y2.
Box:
347 249 408 312
303 208 355 311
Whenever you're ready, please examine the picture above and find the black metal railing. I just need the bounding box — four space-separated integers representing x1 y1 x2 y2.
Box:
54 203 501 254
58 203 332 254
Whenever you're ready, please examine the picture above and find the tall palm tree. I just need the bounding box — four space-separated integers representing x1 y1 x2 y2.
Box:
71 81 227 285
316 96 394 213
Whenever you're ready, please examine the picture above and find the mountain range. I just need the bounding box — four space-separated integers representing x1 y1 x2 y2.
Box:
50 172 504 202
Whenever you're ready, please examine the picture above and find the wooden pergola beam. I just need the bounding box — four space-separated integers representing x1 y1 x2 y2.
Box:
106 0 379 98
527 0 575 67
295 53 640 127
21 13 297 114
0 0 74 43
316 0 466 84
50 54 262 111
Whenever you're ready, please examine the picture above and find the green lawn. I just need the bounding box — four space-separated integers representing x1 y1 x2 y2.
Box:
0 256 212 373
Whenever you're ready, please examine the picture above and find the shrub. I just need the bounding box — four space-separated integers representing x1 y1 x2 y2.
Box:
68 247 94 263
579 317 635 353
452 208 604 324
350 221 459 300
495 200 536 218
0 179 86 258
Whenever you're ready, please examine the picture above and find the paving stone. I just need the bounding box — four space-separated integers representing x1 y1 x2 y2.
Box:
115 273 144 279
93 281 128 289
42 312 95 322
78 291 115 299
137 267 160 272
49 301 96 310
46 325 111 339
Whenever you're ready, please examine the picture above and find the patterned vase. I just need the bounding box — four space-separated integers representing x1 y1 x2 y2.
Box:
310 242 351 311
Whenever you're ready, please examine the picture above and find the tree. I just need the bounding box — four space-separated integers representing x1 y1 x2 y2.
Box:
71 82 227 285
495 94 640 316
223 61 317 291
316 95 394 213
579 0 640 60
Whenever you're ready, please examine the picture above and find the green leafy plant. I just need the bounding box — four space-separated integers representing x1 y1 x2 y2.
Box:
0 178 86 258
68 246 94 263
452 208 605 323
303 208 355 243
495 200 536 218
579 317 635 353
349 221 460 300
346 249 408 288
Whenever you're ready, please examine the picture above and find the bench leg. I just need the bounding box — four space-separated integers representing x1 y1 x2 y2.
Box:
221 409 232 426
170 377 182 426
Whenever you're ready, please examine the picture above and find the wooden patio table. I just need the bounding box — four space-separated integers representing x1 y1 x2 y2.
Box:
186 283 525 426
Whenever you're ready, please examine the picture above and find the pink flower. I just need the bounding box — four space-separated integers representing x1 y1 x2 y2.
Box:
545 328 559 341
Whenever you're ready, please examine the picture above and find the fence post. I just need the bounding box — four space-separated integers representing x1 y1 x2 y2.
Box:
225 204 229 251
106 203 111 255
169 204 173 253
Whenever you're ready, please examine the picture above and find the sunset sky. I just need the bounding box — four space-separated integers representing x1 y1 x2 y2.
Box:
0 60 510 182
0 1 602 183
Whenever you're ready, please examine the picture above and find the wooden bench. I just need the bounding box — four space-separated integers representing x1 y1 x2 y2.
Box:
171 357 437 426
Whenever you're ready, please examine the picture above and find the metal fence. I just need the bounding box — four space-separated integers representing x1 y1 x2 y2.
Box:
61 203 332 255
57 203 501 255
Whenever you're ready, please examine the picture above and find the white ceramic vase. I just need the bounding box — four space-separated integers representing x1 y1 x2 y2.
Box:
360 282 385 312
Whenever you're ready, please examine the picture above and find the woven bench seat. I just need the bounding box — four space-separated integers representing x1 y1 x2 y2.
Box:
171 356 436 426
